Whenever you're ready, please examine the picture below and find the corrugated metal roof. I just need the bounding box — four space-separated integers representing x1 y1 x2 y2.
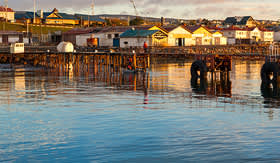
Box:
15 11 40 19
98 26 131 33
120 29 159 37
0 31 22 35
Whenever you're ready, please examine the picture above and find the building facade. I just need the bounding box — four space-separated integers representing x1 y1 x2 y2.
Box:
0 6 15 22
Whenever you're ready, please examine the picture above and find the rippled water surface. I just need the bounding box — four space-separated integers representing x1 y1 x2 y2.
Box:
1 58 280 162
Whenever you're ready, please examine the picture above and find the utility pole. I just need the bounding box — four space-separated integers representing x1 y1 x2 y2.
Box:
3 0 8 30
33 0 36 24
89 0 94 27
91 0 95 16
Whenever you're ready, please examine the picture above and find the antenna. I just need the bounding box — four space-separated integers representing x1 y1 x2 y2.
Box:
91 0 94 16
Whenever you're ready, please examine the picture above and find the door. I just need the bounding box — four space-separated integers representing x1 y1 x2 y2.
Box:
19 35 23 43
176 38 185 47
214 37 220 45
113 38 120 47
196 37 202 45
2 35 8 44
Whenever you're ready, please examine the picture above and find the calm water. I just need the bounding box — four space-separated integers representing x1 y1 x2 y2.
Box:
1 58 280 162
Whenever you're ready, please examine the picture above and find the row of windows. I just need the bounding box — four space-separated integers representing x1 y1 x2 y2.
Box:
107 34 119 39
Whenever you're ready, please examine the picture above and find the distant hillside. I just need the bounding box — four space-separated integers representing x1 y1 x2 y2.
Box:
0 22 73 34
96 14 189 24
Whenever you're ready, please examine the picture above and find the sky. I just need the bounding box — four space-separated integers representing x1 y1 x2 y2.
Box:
6 0 280 20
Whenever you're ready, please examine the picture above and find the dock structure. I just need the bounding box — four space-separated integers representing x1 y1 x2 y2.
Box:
0 51 151 73
0 44 275 79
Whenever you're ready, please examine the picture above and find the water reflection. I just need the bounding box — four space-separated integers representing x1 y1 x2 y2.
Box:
261 81 280 108
191 73 232 98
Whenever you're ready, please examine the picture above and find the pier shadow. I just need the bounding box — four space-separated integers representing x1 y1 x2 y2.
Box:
191 73 232 98
261 81 280 108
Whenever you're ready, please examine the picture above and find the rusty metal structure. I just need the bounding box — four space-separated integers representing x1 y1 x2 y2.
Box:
261 44 280 84
190 54 232 80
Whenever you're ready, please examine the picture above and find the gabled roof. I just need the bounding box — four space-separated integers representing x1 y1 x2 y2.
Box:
160 25 178 32
186 25 212 34
45 12 78 20
43 8 78 20
98 26 131 33
15 11 40 19
224 17 237 24
63 27 103 35
238 16 253 25
120 29 159 38
0 6 14 12
186 26 200 33
160 25 192 33
75 14 106 23
224 16 254 25
221 26 247 31
0 30 22 35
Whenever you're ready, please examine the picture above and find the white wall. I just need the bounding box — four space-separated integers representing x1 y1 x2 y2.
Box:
227 38 236 45
168 26 192 46
95 32 123 47
8 36 19 43
76 34 92 46
274 32 280 42
263 31 274 42
120 38 150 48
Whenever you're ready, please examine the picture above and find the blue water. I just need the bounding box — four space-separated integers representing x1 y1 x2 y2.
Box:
1 59 280 162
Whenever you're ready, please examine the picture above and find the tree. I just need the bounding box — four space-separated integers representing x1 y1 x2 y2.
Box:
129 17 144 26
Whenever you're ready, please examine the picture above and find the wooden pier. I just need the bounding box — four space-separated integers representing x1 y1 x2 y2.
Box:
0 52 150 73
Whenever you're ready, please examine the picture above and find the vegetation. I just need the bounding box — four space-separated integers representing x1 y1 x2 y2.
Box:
0 22 73 34
129 17 144 26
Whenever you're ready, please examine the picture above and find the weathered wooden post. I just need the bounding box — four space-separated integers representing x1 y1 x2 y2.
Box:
133 50 137 70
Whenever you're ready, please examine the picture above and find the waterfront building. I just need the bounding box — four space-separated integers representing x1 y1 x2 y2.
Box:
43 8 79 25
15 11 41 24
120 29 168 47
161 25 193 46
94 26 131 47
223 16 257 28
221 26 273 44
0 6 14 22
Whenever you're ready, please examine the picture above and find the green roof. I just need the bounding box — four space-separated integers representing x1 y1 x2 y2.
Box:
120 29 159 38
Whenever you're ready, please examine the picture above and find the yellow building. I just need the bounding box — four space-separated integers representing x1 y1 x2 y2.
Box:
44 8 79 25
161 25 193 46
187 26 213 45
0 6 14 22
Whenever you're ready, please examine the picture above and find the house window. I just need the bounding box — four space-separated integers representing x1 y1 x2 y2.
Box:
107 34 112 39
114 34 119 38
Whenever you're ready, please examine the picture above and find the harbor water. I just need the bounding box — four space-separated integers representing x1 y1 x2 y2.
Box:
1 58 280 162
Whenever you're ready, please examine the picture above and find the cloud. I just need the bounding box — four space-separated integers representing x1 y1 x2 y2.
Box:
8 0 280 20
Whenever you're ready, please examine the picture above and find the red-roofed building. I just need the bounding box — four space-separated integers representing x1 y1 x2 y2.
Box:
0 6 15 22
221 26 273 44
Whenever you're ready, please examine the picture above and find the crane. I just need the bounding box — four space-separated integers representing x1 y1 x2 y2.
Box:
130 0 139 17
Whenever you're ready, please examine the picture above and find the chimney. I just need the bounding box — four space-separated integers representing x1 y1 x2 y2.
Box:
161 17 165 26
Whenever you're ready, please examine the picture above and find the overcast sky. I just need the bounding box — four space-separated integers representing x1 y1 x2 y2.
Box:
7 0 280 20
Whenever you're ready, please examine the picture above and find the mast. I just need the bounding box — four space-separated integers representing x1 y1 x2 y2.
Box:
33 0 36 24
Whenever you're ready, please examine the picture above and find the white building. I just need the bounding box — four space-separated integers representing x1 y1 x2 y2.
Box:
94 26 131 47
0 6 15 22
161 25 193 46
119 29 168 48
